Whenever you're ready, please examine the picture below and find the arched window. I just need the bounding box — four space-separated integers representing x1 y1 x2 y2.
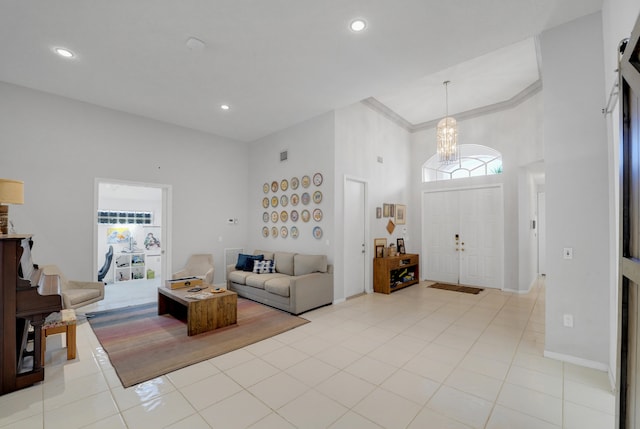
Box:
422 144 503 182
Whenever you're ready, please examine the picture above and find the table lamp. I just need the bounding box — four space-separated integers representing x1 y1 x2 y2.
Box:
0 179 24 234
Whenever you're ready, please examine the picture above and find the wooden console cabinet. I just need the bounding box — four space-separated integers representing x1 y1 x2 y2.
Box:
373 254 420 294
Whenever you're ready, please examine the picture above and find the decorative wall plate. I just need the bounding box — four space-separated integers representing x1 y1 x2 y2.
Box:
291 226 299 238
262 197 269 208
313 208 323 222
271 181 278 192
313 172 323 186
290 193 299 206
291 177 299 189
280 195 288 207
313 226 323 239
271 211 278 223
301 175 311 188
263 183 270 194
301 192 310 205
301 209 310 222
271 196 278 207
271 226 278 237
280 226 288 238
280 179 288 191
290 210 299 222
280 211 288 222
313 190 322 204
262 226 269 237
263 212 269 223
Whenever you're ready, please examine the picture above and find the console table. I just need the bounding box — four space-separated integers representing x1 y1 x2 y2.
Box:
373 254 420 294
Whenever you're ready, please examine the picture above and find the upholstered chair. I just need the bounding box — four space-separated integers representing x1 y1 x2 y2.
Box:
39 265 105 309
172 254 214 285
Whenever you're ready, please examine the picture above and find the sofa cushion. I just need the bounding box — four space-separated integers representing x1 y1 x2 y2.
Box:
274 252 296 276
253 259 276 274
228 270 254 285
64 289 101 307
245 273 287 289
264 277 291 297
253 250 274 260
294 254 328 276
236 253 264 271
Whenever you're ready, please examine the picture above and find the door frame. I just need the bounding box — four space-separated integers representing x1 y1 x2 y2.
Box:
421 183 504 289
618 13 640 428
343 175 371 295
93 178 172 283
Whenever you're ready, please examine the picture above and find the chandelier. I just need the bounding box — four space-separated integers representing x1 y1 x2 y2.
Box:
436 80 458 164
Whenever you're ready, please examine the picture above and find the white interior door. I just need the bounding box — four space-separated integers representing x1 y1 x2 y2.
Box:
423 186 503 288
537 191 546 275
344 179 366 297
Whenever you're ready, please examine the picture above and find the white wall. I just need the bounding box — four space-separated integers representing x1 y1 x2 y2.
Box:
411 92 543 292
0 82 249 284
541 12 610 368
246 112 335 273
334 102 412 300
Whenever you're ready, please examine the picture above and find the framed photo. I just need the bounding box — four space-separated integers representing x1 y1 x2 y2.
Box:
383 204 390 217
399 245 406 254
376 207 382 219
389 204 395 218
395 204 406 225
397 238 405 248
374 238 387 251
375 245 385 258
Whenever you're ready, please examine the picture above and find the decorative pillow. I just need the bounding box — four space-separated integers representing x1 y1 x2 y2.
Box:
253 259 276 274
236 253 264 271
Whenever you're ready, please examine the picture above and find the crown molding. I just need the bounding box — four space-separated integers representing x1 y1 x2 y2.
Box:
362 79 543 133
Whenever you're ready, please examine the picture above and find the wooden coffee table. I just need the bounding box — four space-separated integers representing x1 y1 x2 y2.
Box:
157 286 237 336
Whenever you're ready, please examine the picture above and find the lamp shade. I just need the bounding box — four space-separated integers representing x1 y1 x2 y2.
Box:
0 179 24 204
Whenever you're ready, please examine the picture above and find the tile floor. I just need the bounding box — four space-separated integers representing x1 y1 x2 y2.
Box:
0 278 615 428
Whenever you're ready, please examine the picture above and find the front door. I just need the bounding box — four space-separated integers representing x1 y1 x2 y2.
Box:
423 186 504 288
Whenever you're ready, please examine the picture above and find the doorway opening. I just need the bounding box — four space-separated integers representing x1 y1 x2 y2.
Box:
94 179 171 309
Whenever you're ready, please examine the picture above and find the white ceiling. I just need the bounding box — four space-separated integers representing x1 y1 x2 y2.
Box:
0 1 602 142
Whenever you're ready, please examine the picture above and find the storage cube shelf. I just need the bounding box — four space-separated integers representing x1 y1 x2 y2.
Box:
373 254 420 294
114 253 146 282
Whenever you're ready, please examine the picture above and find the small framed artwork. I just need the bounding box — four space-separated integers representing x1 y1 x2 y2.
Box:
376 245 385 258
376 207 382 218
386 219 395 234
397 238 405 248
395 204 406 225
374 237 387 248
389 204 395 218
383 204 390 217
399 245 406 254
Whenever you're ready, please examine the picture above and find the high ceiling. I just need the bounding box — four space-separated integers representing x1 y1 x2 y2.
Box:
0 1 602 142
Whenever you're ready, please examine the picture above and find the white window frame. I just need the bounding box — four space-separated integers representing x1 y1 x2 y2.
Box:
422 144 503 182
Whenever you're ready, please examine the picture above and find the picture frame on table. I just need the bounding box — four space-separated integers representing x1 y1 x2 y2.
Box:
397 238 405 248
374 237 387 248
399 245 406 254
395 204 407 225
375 245 385 258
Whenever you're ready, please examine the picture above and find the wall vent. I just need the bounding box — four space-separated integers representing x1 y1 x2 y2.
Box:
280 150 288 161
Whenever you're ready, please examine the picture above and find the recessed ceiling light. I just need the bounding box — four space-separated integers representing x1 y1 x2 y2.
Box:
220 104 230 111
54 47 75 58
350 19 367 32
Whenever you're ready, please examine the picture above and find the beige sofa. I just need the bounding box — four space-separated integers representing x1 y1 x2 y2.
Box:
226 250 333 315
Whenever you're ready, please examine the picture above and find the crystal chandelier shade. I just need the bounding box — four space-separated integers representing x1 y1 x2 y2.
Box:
436 81 458 164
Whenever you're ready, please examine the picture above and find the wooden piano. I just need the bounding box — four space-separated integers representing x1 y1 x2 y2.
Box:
0 235 62 395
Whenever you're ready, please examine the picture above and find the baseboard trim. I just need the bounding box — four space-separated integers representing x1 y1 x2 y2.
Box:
543 350 609 373
609 367 617 393
333 298 346 305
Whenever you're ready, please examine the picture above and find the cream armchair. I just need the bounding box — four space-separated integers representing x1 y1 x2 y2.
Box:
39 265 105 309
172 254 214 285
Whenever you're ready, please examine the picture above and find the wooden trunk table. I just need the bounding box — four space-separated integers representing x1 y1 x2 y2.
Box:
157 286 237 336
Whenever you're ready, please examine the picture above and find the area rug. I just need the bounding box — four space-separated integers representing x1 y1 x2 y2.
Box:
87 298 309 387
428 283 484 295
